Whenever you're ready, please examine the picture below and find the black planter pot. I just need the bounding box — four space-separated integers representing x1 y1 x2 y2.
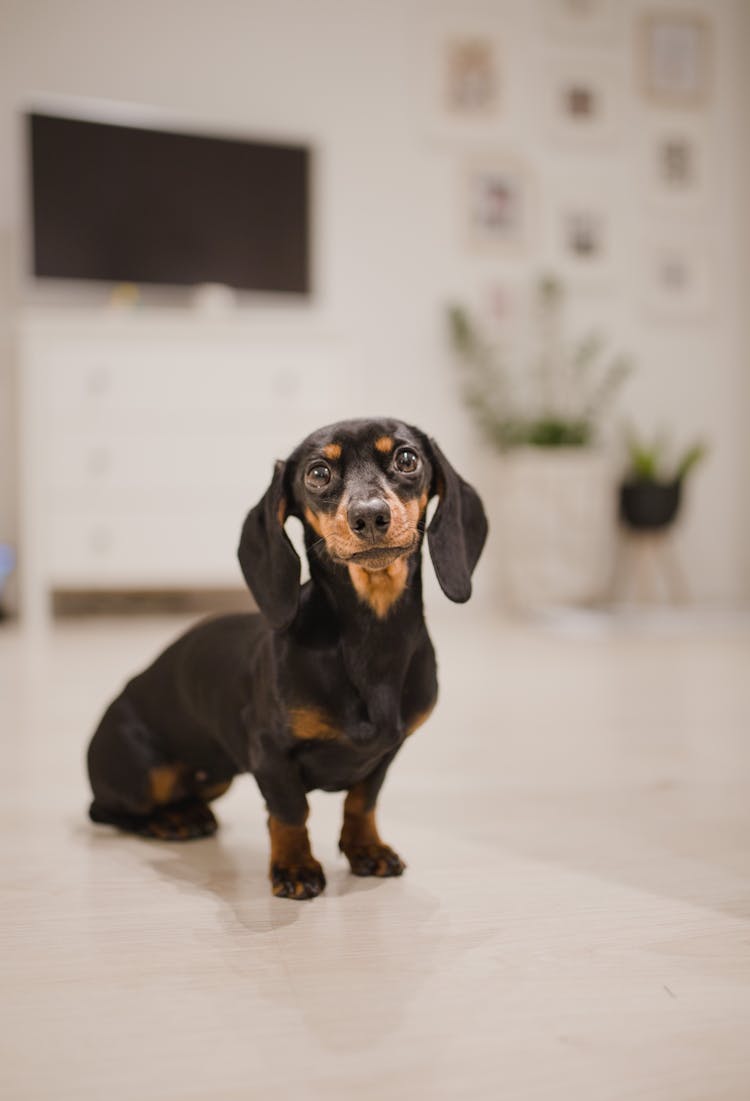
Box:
619 479 682 531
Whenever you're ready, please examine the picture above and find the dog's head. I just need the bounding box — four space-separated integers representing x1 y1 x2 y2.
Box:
238 418 488 630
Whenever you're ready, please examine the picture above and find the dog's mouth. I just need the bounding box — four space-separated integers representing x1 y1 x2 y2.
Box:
330 543 414 570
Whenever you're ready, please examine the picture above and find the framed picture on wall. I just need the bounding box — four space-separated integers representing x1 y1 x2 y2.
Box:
442 35 500 119
456 277 522 334
645 126 708 207
659 135 695 187
485 278 518 322
463 155 530 254
642 233 713 320
564 208 606 261
639 11 712 108
545 57 620 146
542 0 619 44
414 15 505 139
552 187 617 287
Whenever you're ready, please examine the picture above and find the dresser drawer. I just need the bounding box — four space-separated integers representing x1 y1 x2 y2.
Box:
45 429 279 498
48 508 245 587
40 339 353 429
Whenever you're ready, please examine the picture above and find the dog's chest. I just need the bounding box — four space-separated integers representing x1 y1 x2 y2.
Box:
281 632 437 792
293 734 392 793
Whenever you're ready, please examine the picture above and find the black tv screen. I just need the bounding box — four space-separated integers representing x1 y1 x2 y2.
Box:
28 112 311 294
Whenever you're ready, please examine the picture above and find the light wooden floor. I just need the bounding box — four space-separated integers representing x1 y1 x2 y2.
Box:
1 609 750 1100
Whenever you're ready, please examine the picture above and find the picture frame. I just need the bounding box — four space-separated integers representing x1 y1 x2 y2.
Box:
414 15 505 141
545 56 620 147
642 232 713 320
639 11 712 108
659 135 695 187
442 34 500 120
462 155 530 255
644 123 708 208
551 186 618 288
563 207 607 261
483 278 521 326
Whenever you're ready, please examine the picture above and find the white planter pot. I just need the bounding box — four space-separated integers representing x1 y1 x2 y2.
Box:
489 447 616 612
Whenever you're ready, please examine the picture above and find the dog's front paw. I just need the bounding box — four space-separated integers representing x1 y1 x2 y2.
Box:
342 843 406 877
270 860 326 900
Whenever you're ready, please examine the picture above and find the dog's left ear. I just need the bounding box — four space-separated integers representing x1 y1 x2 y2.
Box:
426 439 488 603
238 460 301 631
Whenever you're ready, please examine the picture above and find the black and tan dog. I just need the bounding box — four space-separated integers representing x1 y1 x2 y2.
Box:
87 418 487 899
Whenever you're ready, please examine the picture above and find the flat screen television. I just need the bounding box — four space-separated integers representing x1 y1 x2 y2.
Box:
27 111 311 294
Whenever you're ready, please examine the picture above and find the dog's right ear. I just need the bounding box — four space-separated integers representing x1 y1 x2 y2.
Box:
238 461 301 631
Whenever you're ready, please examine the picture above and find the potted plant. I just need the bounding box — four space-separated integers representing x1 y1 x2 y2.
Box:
447 276 631 610
619 432 706 531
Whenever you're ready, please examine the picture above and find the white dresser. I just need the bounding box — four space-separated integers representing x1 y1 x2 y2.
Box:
18 309 356 625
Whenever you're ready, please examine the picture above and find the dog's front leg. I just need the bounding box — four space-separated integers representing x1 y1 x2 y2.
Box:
253 747 325 900
339 750 406 878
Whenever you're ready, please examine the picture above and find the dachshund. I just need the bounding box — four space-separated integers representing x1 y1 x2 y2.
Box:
87 417 487 899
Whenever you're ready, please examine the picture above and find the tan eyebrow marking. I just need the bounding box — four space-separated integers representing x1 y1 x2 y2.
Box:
374 436 394 454
323 443 342 460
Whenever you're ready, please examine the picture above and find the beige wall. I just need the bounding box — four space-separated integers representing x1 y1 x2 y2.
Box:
740 0 750 596
0 0 748 602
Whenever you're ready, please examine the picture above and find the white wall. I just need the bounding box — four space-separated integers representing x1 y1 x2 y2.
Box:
739 0 750 597
0 0 747 602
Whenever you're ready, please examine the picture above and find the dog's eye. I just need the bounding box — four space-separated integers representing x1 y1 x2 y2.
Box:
306 462 331 488
394 448 419 474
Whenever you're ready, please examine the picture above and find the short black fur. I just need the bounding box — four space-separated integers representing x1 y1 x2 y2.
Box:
87 418 487 899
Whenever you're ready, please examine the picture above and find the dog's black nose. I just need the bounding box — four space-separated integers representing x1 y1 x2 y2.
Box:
347 497 391 542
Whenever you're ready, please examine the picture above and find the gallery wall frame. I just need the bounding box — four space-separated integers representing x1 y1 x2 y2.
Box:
543 54 622 148
641 231 714 321
555 199 615 283
414 12 508 143
638 10 712 108
642 119 710 209
461 152 533 256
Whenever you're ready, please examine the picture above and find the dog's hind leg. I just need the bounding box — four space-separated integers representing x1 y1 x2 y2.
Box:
87 695 218 841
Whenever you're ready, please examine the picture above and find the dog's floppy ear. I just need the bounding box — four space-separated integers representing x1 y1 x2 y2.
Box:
426 439 488 603
238 460 300 631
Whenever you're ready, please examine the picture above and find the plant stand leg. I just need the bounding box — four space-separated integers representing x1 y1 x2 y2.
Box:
610 530 633 602
633 534 660 603
613 530 689 606
659 533 690 604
